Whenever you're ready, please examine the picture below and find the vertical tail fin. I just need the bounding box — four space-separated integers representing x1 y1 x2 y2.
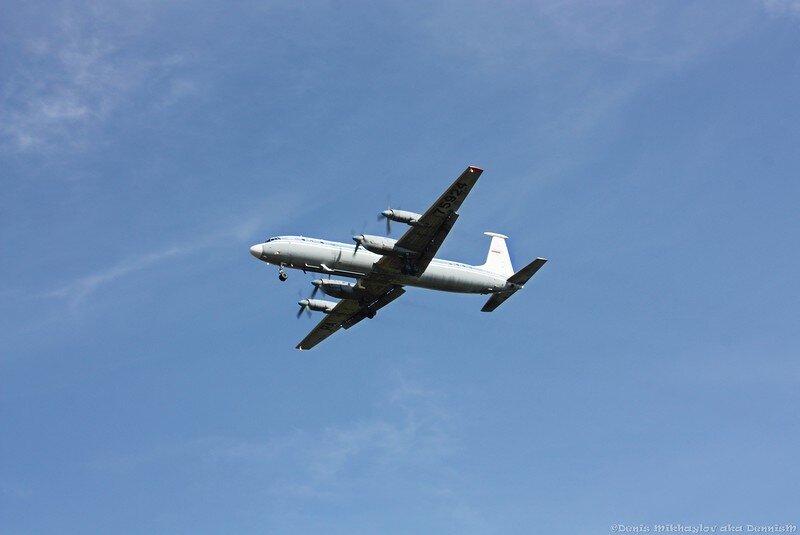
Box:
480 232 514 277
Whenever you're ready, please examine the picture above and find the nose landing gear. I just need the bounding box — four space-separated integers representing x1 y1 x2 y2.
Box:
278 264 288 282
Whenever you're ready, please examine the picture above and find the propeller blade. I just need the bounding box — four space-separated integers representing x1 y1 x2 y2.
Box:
381 195 393 236
311 285 319 298
297 298 310 319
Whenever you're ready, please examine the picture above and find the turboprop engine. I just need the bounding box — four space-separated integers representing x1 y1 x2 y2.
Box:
381 209 422 226
297 298 337 316
378 209 423 234
352 234 415 257
312 279 372 300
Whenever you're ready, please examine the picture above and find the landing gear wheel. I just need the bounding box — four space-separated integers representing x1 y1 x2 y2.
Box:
366 310 376 319
278 270 288 282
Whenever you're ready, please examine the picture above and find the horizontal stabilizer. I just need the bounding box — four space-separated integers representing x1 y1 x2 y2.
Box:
481 291 515 312
481 257 547 312
508 258 547 285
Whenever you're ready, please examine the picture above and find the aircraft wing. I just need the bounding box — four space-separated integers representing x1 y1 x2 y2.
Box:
296 280 405 350
375 166 483 277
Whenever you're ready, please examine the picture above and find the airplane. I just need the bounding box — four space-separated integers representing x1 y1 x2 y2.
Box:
249 166 548 350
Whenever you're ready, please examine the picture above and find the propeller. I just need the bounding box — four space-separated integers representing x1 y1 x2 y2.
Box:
311 279 322 298
296 299 312 319
377 195 393 235
297 292 316 319
352 234 363 254
351 221 366 255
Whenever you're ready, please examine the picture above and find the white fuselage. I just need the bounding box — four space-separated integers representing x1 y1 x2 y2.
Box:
250 236 510 294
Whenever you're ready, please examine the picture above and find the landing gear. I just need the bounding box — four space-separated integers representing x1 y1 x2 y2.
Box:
366 310 376 319
401 263 419 276
278 264 288 282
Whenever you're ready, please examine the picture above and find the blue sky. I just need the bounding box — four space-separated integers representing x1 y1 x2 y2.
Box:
2 1 799 533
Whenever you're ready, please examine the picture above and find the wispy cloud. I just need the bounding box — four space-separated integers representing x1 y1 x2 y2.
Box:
0 5 191 151
420 1 755 70
45 245 184 305
212 378 454 499
0 478 33 500
87 377 462 504
44 194 304 306
761 0 800 16
536 1 754 65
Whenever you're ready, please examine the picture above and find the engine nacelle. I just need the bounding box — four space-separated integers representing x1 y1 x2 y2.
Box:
381 209 423 226
313 279 371 300
299 299 337 313
353 234 415 257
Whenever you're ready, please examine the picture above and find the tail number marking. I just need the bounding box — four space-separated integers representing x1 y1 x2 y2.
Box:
436 182 468 215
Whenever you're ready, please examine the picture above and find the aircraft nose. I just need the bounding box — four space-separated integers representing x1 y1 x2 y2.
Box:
249 244 263 258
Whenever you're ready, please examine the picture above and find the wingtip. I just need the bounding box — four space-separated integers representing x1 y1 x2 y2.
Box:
468 165 484 173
